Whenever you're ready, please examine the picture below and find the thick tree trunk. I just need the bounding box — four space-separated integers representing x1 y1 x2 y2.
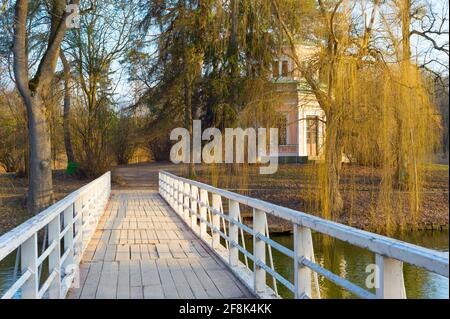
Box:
13 0 77 214
60 51 75 164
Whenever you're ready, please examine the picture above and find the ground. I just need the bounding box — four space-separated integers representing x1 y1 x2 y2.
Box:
0 162 448 235
0 171 88 236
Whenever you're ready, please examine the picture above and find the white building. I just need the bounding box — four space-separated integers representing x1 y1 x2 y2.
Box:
272 45 326 163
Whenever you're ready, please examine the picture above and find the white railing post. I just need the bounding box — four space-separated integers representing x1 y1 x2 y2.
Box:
178 181 184 216
253 209 266 293
171 177 175 208
199 189 208 239
184 183 191 222
375 255 407 299
191 186 199 231
62 206 74 274
20 233 38 299
229 200 240 267
48 216 61 299
81 193 90 252
212 194 221 249
74 199 83 262
294 224 313 298
173 179 178 211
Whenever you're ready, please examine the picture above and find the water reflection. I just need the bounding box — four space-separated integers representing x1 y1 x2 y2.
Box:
0 230 448 299
263 230 449 299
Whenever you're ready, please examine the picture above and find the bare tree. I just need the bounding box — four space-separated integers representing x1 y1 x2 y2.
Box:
60 50 76 164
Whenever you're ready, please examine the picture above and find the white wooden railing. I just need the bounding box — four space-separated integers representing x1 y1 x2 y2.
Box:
159 171 449 299
0 172 111 299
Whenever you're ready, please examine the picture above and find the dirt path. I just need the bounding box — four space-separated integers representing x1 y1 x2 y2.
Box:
112 162 182 190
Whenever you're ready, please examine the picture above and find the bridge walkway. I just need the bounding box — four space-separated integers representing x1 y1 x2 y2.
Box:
67 190 252 299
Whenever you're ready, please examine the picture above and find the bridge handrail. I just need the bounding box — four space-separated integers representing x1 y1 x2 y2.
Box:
0 172 111 299
159 170 449 299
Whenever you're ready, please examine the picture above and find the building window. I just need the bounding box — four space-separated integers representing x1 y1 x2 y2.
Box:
282 60 289 77
273 60 279 78
276 113 288 145
306 116 319 156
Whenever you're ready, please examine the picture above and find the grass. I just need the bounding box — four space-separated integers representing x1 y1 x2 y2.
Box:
178 163 449 234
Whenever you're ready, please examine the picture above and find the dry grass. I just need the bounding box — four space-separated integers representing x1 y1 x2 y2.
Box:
181 163 449 234
0 171 89 235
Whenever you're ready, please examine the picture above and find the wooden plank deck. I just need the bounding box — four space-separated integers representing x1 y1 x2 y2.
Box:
67 190 253 299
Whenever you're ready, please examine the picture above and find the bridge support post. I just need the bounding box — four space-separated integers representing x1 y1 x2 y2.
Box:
184 183 191 222
199 189 208 239
191 186 199 231
229 200 240 267
170 177 175 208
173 179 178 212
253 209 266 293
21 233 38 299
48 216 61 298
62 205 74 278
177 181 184 216
212 194 221 249
294 225 313 299
375 255 406 299
74 199 83 262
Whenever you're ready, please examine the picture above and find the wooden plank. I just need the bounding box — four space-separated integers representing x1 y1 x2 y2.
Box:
180 241 201 258
192 241 210 258
156 259 179 298
143 285 164 299
92 242 107 262
116 245 130 261
169 242 187 259
177 259 209 299
166 259 194 299
110 230 121 244
96 262 119 299
104 245 117 262
130 287 143 299
148 245 159 259
117 261 130 299
155 230 169 241
156 243 171 259
67 262 91 299
130 260 142 287
198 257 246 298
128 230 136 244
119 229 128 244
140 260 161 286
80 262 103 299
187 258 222 299
130 245 141 260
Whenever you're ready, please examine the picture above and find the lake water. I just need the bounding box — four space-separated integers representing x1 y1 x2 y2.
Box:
0 230 448 299
252 230 449 299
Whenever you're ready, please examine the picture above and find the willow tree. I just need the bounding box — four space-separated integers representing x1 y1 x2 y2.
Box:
12 0 80 214
272 0 362 218
273 0 441 232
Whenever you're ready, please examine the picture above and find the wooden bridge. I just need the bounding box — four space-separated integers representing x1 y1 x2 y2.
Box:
0 171 448 299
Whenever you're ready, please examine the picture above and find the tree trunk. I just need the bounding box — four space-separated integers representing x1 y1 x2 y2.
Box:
184 75 195 178
60 51 75 164
323 113 344 218
26 96 54 214
395 0 412 188
13 0 77 214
